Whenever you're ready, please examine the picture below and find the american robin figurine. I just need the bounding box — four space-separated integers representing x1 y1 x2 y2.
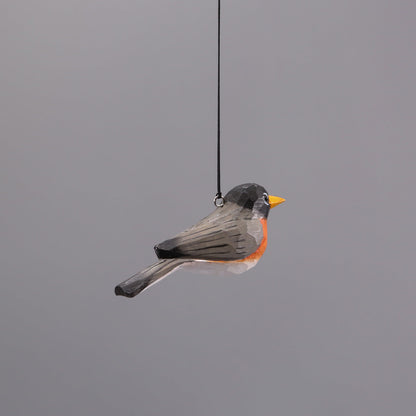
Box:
115 183 285 297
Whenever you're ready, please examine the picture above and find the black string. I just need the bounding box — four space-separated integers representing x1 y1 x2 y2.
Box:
216 0 222 202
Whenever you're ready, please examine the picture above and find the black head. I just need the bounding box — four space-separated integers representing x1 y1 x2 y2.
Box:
224 183 284 218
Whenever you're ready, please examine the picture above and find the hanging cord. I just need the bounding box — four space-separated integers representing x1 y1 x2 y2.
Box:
214 0 224 207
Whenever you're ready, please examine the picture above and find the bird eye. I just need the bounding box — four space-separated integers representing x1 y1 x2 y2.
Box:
263 193 270 205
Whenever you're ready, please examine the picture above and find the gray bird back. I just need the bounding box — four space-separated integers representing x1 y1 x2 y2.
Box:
154 203 263 261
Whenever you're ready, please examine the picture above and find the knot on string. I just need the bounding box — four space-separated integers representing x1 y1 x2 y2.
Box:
214 192 224 207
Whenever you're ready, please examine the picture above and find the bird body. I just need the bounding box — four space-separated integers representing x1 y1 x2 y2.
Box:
115 183 284 297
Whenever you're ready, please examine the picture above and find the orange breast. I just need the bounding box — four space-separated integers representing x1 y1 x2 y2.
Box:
236 217 268 262
213 218 268 264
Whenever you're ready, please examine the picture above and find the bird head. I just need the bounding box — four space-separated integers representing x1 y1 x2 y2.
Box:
224 183 285 218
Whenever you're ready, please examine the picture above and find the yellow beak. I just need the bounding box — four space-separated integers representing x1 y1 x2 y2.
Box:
269 195 285 209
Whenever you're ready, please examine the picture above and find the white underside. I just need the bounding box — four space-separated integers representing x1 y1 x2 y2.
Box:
182 258 259 276
141 258 259 294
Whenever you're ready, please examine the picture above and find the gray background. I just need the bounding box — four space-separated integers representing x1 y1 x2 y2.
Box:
1 1 415 415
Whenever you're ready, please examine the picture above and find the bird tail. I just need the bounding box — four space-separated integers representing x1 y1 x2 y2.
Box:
115 259 187 298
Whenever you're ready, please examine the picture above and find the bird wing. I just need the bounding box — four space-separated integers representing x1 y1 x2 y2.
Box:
154 204 263 261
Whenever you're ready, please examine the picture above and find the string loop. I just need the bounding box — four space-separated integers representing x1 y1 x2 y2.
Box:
214 193 224 207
